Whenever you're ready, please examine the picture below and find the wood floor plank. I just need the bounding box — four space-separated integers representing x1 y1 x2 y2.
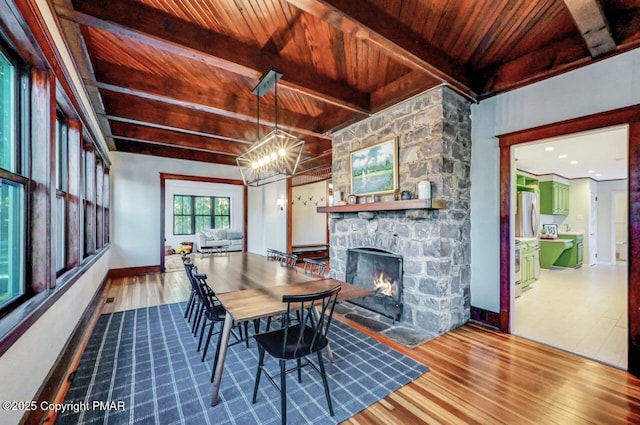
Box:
91 272 640 424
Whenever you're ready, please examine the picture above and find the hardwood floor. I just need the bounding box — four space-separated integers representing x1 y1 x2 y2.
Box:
98 271 640 424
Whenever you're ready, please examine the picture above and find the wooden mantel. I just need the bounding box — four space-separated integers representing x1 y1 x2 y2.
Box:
317 198 445 213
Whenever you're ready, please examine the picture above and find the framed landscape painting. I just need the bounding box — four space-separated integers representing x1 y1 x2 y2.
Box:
350 137 398 196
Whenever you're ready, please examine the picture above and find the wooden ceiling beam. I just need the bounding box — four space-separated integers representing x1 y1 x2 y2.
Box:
563 0 617 58
287 0 477 99
91 61 329 139
58 0 370 114
480 35 590 97
101 90 259 143
113 138 239 166
109 121 248 155
296 150 332 174
103 92 332 157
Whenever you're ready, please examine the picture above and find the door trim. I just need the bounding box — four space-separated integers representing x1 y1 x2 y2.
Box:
497 104 640 376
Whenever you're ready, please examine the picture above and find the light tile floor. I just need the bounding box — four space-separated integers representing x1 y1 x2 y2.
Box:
513 263 628 369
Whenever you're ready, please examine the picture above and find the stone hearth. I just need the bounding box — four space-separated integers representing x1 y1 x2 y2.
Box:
329 86 472 336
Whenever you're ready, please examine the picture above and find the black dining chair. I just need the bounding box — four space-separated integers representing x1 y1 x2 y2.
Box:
279 252 298 269
302 258 327 277
182 256 199 323
191 271 250 361
252 285 341 425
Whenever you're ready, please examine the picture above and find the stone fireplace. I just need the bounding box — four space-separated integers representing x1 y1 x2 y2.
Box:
329 86 471 336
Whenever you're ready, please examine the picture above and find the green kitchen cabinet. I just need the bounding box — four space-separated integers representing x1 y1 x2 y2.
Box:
539 181 570 215
555 233 584 268
520 240 536 287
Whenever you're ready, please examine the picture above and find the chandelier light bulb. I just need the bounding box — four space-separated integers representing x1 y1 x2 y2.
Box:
263 155 270 164
278 147 286 157
251 162 258 169
258 158 264 166
270 152 278 160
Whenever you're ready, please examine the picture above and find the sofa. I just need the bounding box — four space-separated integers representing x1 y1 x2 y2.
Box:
195 228 244 253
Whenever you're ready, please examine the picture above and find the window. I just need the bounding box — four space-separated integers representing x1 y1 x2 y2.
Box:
0 51 16 172
0 181 25 310
0 43 27 313
55 114 68 274
173 195 230 235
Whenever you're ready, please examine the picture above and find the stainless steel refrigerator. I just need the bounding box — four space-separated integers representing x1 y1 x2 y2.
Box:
516 191 540 278
516 191 539 238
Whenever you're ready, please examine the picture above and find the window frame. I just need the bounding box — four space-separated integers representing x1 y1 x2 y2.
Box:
0 39 29 317
173 195 231 235
54 112 68 275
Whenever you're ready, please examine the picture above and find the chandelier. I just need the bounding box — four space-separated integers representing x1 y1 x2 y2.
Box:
236 70 305 186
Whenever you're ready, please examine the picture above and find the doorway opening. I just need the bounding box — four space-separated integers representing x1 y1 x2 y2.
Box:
511 125 628 368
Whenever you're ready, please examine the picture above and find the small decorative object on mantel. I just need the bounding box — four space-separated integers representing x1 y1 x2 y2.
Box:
347 194 357 205
401 190 411 200
418 180 432 200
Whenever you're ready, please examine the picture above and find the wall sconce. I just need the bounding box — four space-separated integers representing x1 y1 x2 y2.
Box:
276 196 286 211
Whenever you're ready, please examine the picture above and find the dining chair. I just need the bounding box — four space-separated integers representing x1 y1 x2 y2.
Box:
302 258 327 277
191 271 231 361
252 285 342 425
266 248 279 260
182 255 199 323
279 252 298 269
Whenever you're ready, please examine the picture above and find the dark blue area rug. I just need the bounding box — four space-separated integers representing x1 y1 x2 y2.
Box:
57 302 428 424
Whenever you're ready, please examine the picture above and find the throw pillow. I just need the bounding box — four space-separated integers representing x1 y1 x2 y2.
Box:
226 230 242 240
211 229 227 240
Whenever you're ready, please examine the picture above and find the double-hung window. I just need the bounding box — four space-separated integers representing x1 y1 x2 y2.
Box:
0 43 27 313
174 195 230 235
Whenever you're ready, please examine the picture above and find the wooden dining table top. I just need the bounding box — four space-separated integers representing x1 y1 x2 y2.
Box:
192 252 373 322
193 251 322 294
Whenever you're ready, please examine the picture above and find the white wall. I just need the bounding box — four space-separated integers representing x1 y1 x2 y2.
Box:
110 152 242 269
470 48 640 312
597 180 628 264
246 181 287 255
0 252 109 425
164 180 244 248
291 181 328 246
563 179 592 258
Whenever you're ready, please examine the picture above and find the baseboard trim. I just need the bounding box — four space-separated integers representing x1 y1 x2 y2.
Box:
108 265 160 278
21 276 109 425
470 306 502 330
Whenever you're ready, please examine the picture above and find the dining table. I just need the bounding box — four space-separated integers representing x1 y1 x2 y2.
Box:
192 252 373 406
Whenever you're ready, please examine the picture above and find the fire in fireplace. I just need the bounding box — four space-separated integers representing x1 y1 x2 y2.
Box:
345 248 403 321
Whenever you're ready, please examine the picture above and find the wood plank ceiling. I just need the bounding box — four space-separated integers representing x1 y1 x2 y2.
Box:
51 0 640 173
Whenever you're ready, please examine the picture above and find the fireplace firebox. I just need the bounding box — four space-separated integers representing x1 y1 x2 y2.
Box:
345 248 403 321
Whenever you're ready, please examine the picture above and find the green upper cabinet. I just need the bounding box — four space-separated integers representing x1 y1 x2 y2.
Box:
539 181 570 215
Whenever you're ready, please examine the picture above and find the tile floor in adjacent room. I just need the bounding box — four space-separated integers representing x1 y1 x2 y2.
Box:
513 262 628 369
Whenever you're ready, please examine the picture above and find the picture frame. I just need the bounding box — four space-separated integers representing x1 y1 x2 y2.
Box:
350 137 398 196
542 224 558 239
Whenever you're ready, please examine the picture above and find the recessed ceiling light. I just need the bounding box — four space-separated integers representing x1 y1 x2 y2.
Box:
596 173 602 177
559 154 568 159
545 146 555 152
570 160 578 165
588 170 595 173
